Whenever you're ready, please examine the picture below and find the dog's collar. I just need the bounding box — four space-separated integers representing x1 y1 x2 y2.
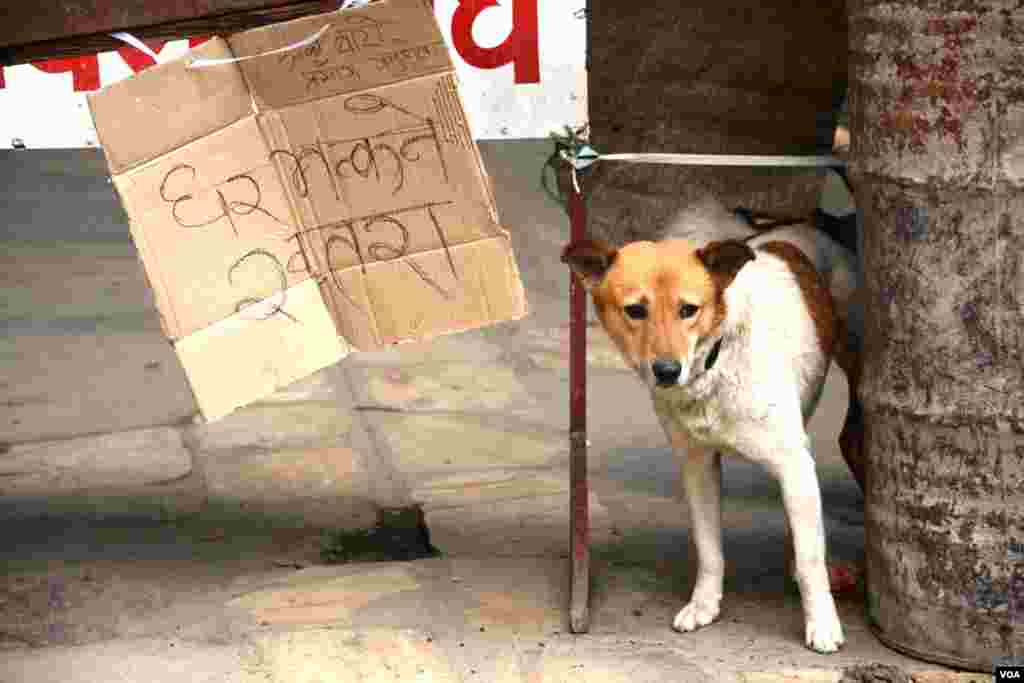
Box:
704 337 723 372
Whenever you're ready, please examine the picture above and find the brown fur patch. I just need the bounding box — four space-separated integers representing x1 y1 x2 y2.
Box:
695 240 756 290
757 240 836 358
695 240 756 338
562 240 618 290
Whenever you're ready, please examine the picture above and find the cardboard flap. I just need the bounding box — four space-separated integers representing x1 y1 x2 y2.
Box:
87 39 253 174
229 0 451 110
320 234 526 350
175 278 349 422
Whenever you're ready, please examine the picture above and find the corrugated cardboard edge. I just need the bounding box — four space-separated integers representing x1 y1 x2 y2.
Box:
412 232 527 342
111 172 186 342
442 73 500 225
174 278 349 421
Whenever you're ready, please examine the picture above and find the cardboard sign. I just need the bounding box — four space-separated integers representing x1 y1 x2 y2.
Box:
88 0 527 421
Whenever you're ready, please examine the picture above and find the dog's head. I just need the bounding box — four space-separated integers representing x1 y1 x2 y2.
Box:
561 238 755 390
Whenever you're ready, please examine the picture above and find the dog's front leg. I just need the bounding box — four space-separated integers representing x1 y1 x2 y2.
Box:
770 447 845 653
675 447 725 632
662 421 724 633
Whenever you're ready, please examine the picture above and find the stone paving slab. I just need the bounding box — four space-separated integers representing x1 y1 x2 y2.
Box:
0 631 978 683
242 626 710 683
348 361 537 416
229 564 422 626
0 551 963 683
742 671 843 683
740 672 994 683
910 674 994 683
424 488 613 557
220 558 720 681
242 627 459 683
256 366 344 404
366 412 567 474
519 323 633 373
194 444 378 528
408 466 614 556
0 332 196 444
412 469 570 509
341 330 509 369
186 402 355 453
0 427 192 494
1 637 247 683
197 446 363 503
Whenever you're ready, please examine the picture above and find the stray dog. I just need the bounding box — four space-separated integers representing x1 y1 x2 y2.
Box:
562 197 864 653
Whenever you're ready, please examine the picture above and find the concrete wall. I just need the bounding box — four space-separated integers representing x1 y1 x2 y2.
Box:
586 1 848 245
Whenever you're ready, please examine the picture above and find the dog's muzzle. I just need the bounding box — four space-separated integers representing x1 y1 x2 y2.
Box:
651 358 683 387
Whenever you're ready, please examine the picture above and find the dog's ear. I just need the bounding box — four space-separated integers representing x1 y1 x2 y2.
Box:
696 239 756 289
561 240 618 290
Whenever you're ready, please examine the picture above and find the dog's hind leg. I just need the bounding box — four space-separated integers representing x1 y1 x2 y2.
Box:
662 421 724 633
833 317 866 492
762 442 845 653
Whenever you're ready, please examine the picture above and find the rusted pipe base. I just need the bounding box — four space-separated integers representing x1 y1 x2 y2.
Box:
569 432 590 634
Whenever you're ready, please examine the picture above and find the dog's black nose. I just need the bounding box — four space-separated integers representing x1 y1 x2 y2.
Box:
651 358 682 386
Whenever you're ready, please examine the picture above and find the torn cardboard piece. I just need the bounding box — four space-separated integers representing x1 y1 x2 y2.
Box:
89 0 527 421
175 278 347 421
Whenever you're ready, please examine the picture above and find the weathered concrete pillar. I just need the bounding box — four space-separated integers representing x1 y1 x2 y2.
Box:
587 1 848 244
848 0 1023 670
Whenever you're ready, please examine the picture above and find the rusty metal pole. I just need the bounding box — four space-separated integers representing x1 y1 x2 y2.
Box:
568 172 590 634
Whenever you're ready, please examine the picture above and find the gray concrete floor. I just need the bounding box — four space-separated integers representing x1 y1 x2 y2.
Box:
0 145 962 681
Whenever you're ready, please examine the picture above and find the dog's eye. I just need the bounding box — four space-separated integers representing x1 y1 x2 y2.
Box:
623 303 648 320
679 303 700 319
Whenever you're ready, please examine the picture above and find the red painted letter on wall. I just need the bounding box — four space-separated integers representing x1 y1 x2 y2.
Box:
451 0 539 84
117 41 168 73
31 57 101 91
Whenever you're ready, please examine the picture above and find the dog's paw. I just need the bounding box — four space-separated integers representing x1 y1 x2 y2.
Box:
672 599 720 633
805 602 845 654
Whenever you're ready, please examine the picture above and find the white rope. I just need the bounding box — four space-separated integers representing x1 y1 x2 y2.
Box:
596 153 844 168
110 32 163 62
185 0 373 68
187 24 331 68
111 1 370 69
560 144 845 193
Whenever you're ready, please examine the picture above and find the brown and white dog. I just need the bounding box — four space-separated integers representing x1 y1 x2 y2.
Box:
562 197 865 654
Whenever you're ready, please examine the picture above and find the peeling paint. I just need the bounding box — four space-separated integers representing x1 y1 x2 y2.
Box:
1010 573 1024 624
875 11 983 152
894 205 929 240
850 0 1024 187
1011 540 1024 563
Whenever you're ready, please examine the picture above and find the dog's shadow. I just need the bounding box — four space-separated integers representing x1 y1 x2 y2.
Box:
598 446 864 595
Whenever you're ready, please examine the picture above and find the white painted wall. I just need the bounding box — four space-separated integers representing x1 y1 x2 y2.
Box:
0 2 586 149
